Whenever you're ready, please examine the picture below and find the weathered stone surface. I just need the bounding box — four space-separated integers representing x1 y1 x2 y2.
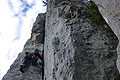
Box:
2 13 45 80
44 0 120 80
92 0 120 72
3 0 120 80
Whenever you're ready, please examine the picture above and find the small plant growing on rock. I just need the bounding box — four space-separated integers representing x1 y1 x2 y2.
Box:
88 1 104 27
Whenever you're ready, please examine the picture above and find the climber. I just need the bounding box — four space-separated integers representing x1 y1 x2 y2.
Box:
20 48 43 73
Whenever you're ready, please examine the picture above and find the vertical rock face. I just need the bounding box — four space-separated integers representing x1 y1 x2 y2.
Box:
92 0 120 72
2 13 45 80
44 0 120 80
2 0 120 80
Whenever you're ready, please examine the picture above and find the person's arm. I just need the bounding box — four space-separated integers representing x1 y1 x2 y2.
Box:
37 53 42 60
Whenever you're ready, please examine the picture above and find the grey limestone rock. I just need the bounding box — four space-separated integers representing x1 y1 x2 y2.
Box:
3 0 120 80
92 0 120 72
44 0 120 80
2 13 46 80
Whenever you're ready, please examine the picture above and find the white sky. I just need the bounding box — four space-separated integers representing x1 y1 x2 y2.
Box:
0 0 46 79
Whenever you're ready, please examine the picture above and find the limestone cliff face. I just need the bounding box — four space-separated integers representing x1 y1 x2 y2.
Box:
92 0 120 72
2 13 45 80
2 0 120 80
44 0 120 80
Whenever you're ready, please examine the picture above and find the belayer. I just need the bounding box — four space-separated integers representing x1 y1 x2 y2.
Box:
20 48 43 73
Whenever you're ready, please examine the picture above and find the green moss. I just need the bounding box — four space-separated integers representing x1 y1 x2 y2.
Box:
88 1 104 27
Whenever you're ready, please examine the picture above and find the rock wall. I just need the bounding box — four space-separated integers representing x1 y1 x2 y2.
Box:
2 13 45 80
2 0 120 80
92 0 120 72
44 0 120 80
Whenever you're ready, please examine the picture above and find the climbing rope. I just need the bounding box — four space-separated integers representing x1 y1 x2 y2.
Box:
30 61 36 80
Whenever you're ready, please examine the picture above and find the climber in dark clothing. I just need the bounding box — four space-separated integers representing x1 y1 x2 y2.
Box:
20 48 43 73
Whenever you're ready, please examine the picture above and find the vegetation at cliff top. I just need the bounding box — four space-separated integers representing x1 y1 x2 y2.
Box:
88 1 104 27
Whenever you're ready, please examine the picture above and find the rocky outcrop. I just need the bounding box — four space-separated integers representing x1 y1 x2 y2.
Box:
2 0 120 80
44 0 120 80
2 13 45 80
92 0 120 72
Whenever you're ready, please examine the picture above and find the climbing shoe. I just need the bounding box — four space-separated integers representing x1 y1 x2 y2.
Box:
20 65 25 73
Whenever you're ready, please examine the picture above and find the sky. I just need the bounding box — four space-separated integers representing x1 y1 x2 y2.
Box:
0 0 46 79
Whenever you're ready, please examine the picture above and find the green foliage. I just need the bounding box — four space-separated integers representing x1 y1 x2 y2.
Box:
88 1 104 27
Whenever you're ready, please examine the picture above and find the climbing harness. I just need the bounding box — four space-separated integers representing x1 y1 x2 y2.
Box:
30 61 36 80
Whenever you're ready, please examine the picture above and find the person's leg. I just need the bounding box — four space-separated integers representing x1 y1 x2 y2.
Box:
22 54 32 65
20 54 32 73
20 65 25 73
